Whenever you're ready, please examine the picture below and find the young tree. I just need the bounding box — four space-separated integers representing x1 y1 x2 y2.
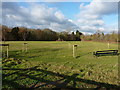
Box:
76 30 82 41
19 27 28 41
71 31 76 41
2 25 9 42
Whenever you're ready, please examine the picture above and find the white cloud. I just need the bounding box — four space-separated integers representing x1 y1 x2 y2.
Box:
55 11 65 21
76 0 118 34
79 0 118 15
2 1 118 34
2 0 120 2
103 23 118 33
2 2 79 32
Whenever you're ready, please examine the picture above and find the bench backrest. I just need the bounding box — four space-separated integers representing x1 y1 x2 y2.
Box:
96 50 118 53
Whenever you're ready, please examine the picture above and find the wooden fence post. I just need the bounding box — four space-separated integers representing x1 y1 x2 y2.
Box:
73 45 75 58
22 43 24 52
68 43 70 48
25 43 28 52
0 44 9 58
7 45 9 58
23 43 28 52
73 45 77 58
108 43 110 49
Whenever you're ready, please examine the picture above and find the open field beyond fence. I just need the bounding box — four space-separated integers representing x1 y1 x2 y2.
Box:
1 41 119 89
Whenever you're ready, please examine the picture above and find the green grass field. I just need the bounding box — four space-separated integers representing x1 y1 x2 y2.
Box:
2 41 119 89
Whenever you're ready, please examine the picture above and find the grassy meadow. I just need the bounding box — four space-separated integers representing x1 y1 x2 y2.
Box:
2 41 119 89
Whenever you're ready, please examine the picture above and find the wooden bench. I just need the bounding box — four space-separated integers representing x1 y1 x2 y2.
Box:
93 50 119 57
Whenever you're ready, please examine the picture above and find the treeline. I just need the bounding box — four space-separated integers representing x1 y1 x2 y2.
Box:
0 25 118 42
81 31 119 42
1 25 82 41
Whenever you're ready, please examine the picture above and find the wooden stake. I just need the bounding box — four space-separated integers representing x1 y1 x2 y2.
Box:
22 43 24 52
108 43 110 49
73 45 75 58
73 45 77 58
22 43 28 52
68 43 70 48
7 46 9 58
0 44 9 58
26 43 27 52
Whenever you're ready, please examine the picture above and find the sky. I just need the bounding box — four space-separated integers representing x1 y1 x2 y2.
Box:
2 0 119 34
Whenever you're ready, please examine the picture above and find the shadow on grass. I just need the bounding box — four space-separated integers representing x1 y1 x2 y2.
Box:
76 52 119 59
28 48 63 53
3 65 119 89
76 52 92 59
8 48 63 59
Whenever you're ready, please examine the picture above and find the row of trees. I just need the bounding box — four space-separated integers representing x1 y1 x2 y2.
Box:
81 31 118 42
0 25 118 42
1 25 83 41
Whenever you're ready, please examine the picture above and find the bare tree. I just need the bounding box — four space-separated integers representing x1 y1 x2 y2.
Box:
2 25 9 43
19 27 28 41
